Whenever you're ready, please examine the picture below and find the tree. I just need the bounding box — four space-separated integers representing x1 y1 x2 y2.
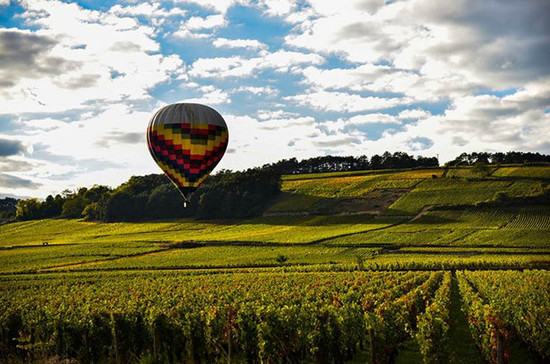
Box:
16 198 41 220
146 184 188 219
0 197 17 221
82 202 101 221
61 195 88 218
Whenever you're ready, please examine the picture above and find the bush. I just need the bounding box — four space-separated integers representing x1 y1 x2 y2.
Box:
275 255 288 264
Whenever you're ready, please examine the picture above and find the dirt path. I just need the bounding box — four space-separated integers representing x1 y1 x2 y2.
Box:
448 274 482 364
409 206 431 222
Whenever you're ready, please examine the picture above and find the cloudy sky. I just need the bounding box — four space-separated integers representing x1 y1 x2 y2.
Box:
0 0 549 198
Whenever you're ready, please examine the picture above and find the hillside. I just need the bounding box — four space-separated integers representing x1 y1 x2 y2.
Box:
1 165 549 363
0 164 548 274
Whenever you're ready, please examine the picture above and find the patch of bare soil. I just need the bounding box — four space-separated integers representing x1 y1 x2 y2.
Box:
314 189 411 215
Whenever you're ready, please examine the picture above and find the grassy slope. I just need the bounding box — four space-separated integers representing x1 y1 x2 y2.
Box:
0 165 549 273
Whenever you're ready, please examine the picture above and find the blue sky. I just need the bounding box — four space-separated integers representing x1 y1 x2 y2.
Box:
0 0 549 198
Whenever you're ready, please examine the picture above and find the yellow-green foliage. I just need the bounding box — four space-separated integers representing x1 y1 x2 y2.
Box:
388 169 445 179
269 174 388 212
282 169 383 180
504 206 550 229
373 179 422 189
385 179 544 215
0 215 396 247
459 270 550 361
492 166 550 178
281 175 384 198
445 167 497 179
0 216 399 273
323 207 550 248
73 245 378 270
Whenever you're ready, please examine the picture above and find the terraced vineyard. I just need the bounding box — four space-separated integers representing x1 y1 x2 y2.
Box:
0 164 548 363
504 206 550 229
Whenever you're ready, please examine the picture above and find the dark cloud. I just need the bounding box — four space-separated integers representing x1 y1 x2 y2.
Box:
95 132 144 147
112 132 144 144
418 0 550 85
355 0 386 13
55 74 101 89
407 137 434 151
0 139 25 157
111 41 141 52
313 137 361 147
0 158 33 172
0 173 41 189
0 29 81 88
339 22 382 39
451 136 469 146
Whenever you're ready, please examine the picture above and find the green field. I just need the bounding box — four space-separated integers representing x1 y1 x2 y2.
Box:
1 165 549 363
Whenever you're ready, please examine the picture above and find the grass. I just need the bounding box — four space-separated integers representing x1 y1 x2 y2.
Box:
492 166 550 178
281 169 405 180
67 245 380 271
504 206 550 229
0 215 399 273
0 242 165 273
0 215 398 247
385 179 544 216
1 166 550 364
1 166 549 274
322 206 550 248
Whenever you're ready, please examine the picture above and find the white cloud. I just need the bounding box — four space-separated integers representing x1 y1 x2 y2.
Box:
287 0 550 95
285 91 412 112
398 109 431 120
347 113 400 124
233 86 278 96
186 86 231 104
109 3 186 19
173 0 247 15
318 113 400 135
213 38 267 50
0 1 184 115
260 0 295 16
187 14 226 30
172 14 227 38
257 109 300 120
189 51 324 78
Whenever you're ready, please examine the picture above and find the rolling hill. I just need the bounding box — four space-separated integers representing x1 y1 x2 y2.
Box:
0 164 549 363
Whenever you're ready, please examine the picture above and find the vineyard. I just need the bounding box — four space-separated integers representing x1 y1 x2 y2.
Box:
0 270 547 363
0 165 549 363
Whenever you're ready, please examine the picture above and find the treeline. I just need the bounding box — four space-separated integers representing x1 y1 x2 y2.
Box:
269 151 438 174
3 151 438 223
9 166 281 222
447 151 550 166
3 150 549 223
0 197 17 222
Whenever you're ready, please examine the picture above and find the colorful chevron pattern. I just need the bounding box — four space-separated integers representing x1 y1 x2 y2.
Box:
148 122 228 190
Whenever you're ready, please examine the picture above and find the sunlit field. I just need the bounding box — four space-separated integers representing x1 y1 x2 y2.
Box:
1 165 549 363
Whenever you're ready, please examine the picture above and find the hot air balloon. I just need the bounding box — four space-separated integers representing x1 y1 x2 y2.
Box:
147 103 229 207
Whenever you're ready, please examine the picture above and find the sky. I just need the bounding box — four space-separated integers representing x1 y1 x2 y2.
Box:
0 0 549 198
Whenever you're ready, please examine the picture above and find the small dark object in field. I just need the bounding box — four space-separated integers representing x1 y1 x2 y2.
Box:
431 174 437 179
42 242 49 246
275 254 288 264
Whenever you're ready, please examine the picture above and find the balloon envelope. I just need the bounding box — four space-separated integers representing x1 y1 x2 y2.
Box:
147 103 229 202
